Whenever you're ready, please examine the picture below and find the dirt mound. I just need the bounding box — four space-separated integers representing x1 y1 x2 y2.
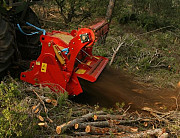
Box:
73 67 180 111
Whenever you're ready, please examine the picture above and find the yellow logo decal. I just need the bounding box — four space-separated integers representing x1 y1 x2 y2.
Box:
41 63 47 72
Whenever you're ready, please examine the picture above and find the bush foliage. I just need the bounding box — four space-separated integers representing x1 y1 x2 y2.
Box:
52 0 179 30
0 80 28 137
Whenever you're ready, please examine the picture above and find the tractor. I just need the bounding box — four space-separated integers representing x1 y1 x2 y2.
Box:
0 0 42 76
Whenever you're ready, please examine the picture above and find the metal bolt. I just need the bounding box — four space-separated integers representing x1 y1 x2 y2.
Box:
48 42 51 47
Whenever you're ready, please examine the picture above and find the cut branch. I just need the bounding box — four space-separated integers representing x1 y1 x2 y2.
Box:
75 120 121 129
93 114 125 121
56 111 104 134
114 125 138 132
142 107 170 123
116 128 166 137
40 96 52 103
32 89 48 113
85 125 118 134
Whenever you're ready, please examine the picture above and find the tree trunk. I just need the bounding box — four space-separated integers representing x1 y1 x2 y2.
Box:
106 0 116 23
103 0 116 44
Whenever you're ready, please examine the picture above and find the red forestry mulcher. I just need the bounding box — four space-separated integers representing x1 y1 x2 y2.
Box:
21 20 109 95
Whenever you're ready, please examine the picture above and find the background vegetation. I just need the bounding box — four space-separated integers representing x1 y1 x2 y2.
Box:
33 0 180 88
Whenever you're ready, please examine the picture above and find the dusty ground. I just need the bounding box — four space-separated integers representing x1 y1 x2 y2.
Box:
10 64 180 112
74 66 180 112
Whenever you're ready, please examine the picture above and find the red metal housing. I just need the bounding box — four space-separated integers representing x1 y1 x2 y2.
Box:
20 20 109 95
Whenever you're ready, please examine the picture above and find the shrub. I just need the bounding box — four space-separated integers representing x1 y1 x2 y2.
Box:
0 80 28 137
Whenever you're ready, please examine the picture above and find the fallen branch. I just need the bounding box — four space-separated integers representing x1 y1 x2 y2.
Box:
93 114 125 121
116 128 166 138
85 125 118 134
38 122 48 128
74 132 115 137
142 107 169 123
150 112 169 124
75 118 146 130
142 107 169 115
73 132 90 136
75 120 120 129
32 89 48 113
109 36 127 66
32 89 55 125
37 115 44 122
56 111 104 134
40 96 52 103
32 103 41 113
114 125 138 132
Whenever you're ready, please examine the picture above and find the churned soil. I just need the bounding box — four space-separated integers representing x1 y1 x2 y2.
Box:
74 67 180 112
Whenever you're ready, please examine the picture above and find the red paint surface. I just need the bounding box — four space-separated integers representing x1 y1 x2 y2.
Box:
21 20 109 95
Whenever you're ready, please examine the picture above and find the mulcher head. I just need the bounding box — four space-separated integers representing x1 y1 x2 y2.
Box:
21 20 109 95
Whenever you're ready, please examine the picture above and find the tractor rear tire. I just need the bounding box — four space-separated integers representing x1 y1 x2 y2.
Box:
16 7 41 60
0 15 15 77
